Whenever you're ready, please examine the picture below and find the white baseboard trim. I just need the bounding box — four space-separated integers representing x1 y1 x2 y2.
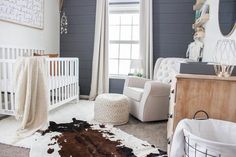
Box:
80 95 89 100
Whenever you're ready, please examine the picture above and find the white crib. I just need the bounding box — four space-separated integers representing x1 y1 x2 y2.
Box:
0 46 79 115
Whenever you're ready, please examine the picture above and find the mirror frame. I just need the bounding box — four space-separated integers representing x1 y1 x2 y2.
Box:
224 24 236 37
218 0 236 37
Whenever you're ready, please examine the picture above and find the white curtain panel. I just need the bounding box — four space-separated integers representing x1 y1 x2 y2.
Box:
89 0 109 101
140 0 153 79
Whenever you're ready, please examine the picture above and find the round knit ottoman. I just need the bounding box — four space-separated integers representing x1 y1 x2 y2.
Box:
94 93 129 125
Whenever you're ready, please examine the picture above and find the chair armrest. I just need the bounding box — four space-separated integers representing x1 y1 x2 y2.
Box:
124 76 150 89
143 81 171 96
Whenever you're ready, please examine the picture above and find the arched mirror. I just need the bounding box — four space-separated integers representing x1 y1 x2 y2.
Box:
218 0 236 36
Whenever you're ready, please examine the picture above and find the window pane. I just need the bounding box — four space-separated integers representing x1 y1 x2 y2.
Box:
131 44 140 59
108 4 140 77
120 44 131 59
109 44 119 58
109 14 120 25
119 60 131 75
109 26 120 40
109 59 119 75
121 14 132 25
133 14 139 25
120 26 132 40
132 26 139 40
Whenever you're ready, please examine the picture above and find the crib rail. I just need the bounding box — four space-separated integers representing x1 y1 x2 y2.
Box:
0 57 79 115
47 58 79 110
0 46 44 59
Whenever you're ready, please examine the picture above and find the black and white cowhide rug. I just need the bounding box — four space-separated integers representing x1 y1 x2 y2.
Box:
30 118 167 157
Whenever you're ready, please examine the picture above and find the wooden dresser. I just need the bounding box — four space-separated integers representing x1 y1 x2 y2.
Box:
173 74 236 130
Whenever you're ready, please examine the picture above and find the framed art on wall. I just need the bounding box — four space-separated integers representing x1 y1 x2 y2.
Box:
0 0 44 29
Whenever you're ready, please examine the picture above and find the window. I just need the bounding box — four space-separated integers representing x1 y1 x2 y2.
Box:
108 1 140 77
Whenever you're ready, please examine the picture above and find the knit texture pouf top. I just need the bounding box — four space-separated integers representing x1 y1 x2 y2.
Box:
94 94 129 125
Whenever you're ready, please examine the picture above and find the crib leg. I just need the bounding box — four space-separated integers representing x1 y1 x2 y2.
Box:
76 86 80 103
76 94 80 103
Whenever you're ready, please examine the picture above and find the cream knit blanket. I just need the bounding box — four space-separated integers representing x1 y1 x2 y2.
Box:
14 57 48 139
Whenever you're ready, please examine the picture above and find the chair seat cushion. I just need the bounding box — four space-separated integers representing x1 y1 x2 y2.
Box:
123 87 144 102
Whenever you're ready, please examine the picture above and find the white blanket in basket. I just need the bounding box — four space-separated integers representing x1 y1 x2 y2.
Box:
170 119 236 157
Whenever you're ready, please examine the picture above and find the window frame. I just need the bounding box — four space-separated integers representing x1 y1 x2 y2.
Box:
108 3 140 78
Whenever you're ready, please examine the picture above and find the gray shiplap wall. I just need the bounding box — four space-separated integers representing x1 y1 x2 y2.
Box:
60 0 96 95
61 0 195 95
153 0 195 61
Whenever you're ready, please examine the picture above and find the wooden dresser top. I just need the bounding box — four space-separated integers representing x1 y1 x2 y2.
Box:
176 74 236 81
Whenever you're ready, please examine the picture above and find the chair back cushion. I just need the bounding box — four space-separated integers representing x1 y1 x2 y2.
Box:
153 58 190 84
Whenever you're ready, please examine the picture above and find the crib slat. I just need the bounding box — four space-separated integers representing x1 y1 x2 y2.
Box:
0 98 1 111
70 61 73 97
74 60 77 98
67 60 70 99
66 60 68 99
65 60 67 99
58 61 61 102
15 48 18 58
0 62 2 110
9 62 14 110
0 47 2 58
51 60 55 105
68 61 71 98
62 60 65 101
71 61 74 97
7 48 10 59
73 61 75 97
3 61 8 110
55 61 58 104
74 61 76 97
64 61 66 100
18 49 21 57
76 59 79 98
65 61 68 99
69 61 71 98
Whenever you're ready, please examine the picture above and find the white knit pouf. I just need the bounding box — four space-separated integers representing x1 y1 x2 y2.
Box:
94 93 129 125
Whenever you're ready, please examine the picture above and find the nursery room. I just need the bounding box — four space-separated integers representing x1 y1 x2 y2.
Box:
0 0 236 156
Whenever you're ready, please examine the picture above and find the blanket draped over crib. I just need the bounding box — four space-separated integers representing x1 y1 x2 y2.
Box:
14 57 49 138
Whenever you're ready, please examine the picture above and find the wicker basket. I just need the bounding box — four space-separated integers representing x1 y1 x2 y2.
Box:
183 111 236 157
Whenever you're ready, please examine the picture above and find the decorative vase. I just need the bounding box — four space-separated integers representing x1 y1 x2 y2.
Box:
213 64 234 77
213 39 236 77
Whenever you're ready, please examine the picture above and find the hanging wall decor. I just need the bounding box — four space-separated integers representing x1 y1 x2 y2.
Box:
60 0 68 34
60 11 68 34
0 0 44 29
186 0 210 61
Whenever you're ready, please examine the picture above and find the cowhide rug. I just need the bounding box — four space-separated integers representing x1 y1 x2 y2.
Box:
30 118 167 157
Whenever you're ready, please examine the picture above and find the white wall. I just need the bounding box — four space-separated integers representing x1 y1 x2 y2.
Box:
0 0 60 118
0 0 60 53
203 0 236 62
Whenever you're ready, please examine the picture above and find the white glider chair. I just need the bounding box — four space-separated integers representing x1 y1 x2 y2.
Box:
123 58 189 122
